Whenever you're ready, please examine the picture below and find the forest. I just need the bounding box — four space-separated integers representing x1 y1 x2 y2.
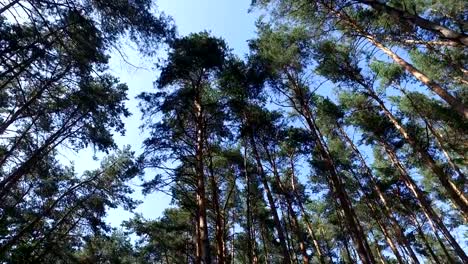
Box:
0 0 467 263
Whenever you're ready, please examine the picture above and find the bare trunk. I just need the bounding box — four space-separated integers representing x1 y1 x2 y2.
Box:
368 202 405 264
283 74 375 264
0 0 21 15
338 125 419 264
243 143 255 264
350 164 405 264
324 3 468 118
409 214 441 264
249 134 292 263
300 107 375 264
356 0 468 46
366 35 467 119
264 147 309 264
260 223 270 264
369 91 468 220
397 87 466 186
281 207 298 263
230 211 235 264
194 93 211 264
289 155 327 264
380 140 467 262
208 154 225 264
371 236 387 264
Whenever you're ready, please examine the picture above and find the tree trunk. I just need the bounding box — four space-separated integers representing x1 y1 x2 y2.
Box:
289 155 327 264
0 111 83 202
208 153 225 264
263 146 309 264
230 210 236 264
356 0 468 46
371 235 387 264
249 134 292 263
368 201 405 264
349 163 405 264
411 214 442 264
260 223 270 264
338 125 419 264
194 92 211 264
366 34 467 119
397 86 466 186
369 91 468 220
323 3 468 119
296 105 375 263
380 140 467 262
281 206 298 263
281 72 375 263
243 144 255 264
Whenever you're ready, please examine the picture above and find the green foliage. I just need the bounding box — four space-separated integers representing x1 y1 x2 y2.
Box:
1 0 467 263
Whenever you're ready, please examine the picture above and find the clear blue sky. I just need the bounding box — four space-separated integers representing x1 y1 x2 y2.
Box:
63 0 259 227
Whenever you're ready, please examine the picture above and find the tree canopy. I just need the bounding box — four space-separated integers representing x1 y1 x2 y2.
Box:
0 0 466 263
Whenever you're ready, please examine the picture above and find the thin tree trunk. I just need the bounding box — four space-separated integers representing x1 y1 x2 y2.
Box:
350 166 405 264
407 206 455 264
338 125 420 264
397 86 466 185
282 71 376 263
263 146 309 264
370 234 386 264
343 236 355 264
380 140 467 262
231 210 235 264
281 206 298 264
243 143 255 264
260 223 270 264
289 155 327 264
0 111 83 202
411 215 441 264
299 107 375 264
0 70 69 135
356 0 468 46
368 90 468 219
249 134 292 263
323 3 468 119
375 219 404 264
368 202 405 264
366 35 467 119
208 153 225 264
0 0 21 15
194 91 211 264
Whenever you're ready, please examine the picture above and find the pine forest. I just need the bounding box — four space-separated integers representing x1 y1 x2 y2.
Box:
0 0 467 263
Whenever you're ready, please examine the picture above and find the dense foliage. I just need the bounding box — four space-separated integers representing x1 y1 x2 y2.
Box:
0 0 466 263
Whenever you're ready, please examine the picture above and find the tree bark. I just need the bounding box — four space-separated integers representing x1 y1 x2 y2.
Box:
249 134 292 263
243 143 255 264
283 77 375 264
323 2 468 119
410 214 442 264
368 36 467 119
208 153 225 264
397 87 466 186
194 90 211 264
263 145 309 264
338 125 420 264
356 0 468 46
368 91 468 220
289 155 327 264
380 140 467 262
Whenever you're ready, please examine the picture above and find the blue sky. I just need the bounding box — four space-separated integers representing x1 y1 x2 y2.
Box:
63 0 259 226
